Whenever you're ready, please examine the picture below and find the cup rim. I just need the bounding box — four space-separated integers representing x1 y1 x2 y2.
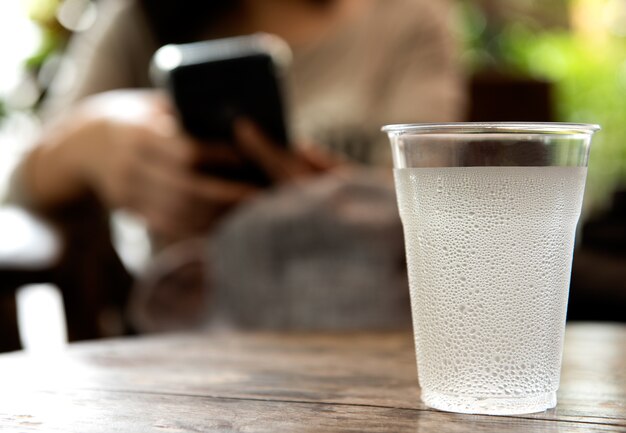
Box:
381 122 601 135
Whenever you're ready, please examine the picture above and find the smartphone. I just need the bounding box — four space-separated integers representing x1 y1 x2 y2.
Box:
151 33 291 146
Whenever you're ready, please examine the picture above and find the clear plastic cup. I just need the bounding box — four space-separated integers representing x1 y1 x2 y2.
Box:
383 122 599 415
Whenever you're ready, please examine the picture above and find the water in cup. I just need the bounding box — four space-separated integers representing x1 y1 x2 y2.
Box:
395 166 586 414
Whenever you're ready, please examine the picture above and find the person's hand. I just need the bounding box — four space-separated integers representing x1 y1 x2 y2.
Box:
233 117 340 183
27 90 342 242
30 90 258 240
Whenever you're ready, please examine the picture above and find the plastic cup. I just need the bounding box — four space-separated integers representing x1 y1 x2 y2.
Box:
383 122 599 415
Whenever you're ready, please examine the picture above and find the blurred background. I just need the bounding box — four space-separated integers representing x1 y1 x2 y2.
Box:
0 0 626 208
2 0 626 211
0 0 624 352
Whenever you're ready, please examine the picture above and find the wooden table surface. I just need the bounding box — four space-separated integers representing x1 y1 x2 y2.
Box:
0 323 624 432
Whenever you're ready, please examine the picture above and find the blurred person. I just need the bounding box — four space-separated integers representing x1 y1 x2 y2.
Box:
6 0 465 333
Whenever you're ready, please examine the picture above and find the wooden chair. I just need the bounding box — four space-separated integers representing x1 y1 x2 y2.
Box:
0 206 133 352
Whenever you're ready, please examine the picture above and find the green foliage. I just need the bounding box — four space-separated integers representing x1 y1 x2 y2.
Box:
0 99 6 123
458 1 626 210
25 27 65 70
26 0 61 24
499 30 626 210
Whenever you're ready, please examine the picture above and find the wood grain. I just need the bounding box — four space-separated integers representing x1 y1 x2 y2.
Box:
0 323 624 432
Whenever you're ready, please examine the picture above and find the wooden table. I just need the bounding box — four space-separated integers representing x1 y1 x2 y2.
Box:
0 323 624 432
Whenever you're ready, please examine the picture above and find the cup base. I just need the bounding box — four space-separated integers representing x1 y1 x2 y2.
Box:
421 390 556 415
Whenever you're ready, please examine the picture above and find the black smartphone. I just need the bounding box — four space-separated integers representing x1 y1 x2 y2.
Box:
151 34 292 183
